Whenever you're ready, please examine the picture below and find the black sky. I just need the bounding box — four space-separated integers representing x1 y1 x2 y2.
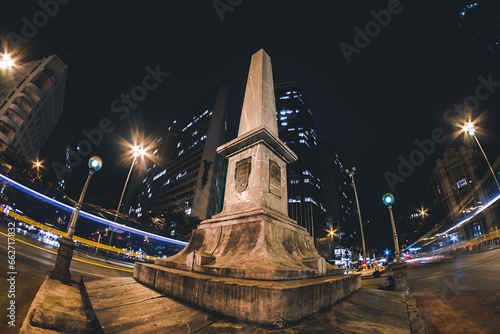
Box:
1 0 499 247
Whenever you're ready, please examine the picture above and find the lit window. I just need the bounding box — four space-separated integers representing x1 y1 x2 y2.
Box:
457 178 467 189
153 170 166 181
281 122 288 126
153 149 158 155
178 150 184 156
185 208 192 215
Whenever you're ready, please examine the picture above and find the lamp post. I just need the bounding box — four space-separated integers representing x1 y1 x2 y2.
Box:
346 167 366 263
327 229 336 263
463 122 500 192
50 156 102 282
109 145 145 246
382 193 407 290
382 193 401 264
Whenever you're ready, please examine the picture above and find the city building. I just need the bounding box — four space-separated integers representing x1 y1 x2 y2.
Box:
0 54 68 160
275 83 326 239
318 139 357 244
423 146 496 241
131 85 229 234
423 0 500 56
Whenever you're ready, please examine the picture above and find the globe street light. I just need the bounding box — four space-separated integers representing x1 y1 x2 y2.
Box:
382 193 401 264
109 145 146 245
50 156 102 282
463 122 500 192
382 193 408 291
346 167 366 263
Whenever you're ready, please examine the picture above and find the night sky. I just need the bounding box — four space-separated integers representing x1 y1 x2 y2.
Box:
1 0 499 247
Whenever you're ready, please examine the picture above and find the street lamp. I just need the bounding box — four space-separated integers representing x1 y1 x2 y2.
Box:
327 228 337 263
463 122 500 192
0 53 14 69
50 156 102 282
109 145 146 245
382 193 407 290
346 167 366 263
382 193 401 264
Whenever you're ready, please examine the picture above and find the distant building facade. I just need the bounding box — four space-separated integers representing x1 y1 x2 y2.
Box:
0 55 68 160
318 139 357 245
424 146 496 240
131 85 229 233
424 0 500 56
275 83 326 238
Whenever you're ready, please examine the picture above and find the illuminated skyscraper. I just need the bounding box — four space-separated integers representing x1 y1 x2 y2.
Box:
0 55 68 159
318 139 357 244
275 83 326 238
131 85 229 234
420 0 500 56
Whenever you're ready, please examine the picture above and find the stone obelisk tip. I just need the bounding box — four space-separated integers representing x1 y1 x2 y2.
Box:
237 49 279 137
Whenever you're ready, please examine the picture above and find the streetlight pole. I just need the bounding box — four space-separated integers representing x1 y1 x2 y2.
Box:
109 146 145 246
346 167 366 263
383 193 407 290
50 156 102 282
464 122 500 192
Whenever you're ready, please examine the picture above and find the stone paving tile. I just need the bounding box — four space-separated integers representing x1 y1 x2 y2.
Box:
414 291 500 334
85 278 411 334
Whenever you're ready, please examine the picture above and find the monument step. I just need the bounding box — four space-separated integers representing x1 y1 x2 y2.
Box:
133 262 361 325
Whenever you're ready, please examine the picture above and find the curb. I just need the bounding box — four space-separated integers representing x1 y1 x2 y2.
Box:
405 290 428 334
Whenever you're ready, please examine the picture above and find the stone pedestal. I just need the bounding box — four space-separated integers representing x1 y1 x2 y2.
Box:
392 263 408 291
134 263 360 325
156 208 344 280
49 238 76 283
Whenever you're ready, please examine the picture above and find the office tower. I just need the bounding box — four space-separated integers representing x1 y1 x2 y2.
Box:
0 55 68 160
318 139 357 244
275 83 326 238
419 0 500 56
132 85 229 232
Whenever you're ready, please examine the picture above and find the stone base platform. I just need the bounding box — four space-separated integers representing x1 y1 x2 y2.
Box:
133 262 361 325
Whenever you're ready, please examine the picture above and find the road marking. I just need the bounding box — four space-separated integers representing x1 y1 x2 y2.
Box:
0 231 133 273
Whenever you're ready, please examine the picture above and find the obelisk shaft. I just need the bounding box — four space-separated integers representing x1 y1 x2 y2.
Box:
237 49 279 137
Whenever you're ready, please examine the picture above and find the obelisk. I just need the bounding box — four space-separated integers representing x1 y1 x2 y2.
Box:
134 49 359 325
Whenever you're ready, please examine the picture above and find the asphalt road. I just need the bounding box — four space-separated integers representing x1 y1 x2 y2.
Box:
363 249 500 334
0 221 132 334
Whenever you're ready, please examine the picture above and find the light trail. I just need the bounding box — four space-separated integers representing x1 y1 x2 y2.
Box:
0 173 188 247
0 231 133 272
407 188 500 250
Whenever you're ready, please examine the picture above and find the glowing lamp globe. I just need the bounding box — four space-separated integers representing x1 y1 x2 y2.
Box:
382 193 394 206
88 156 102 172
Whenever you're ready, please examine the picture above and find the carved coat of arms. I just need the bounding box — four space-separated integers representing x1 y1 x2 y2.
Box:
235 157 251 193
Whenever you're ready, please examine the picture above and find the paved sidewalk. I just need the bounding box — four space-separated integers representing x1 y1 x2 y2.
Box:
19 277 89 334
21 275 415 333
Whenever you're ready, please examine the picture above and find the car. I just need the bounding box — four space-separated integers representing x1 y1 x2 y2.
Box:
349 265 385 278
